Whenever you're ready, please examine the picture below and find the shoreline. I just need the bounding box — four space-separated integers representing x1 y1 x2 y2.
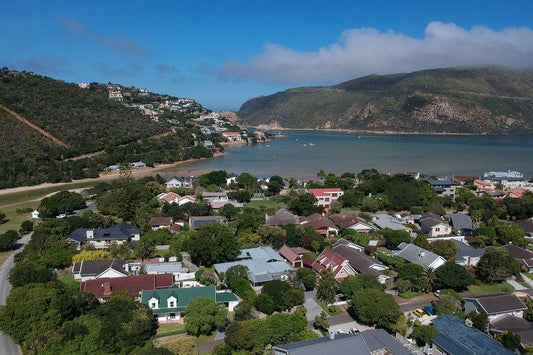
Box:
0 152 226 196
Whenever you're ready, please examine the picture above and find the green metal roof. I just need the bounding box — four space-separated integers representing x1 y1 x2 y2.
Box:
141 286 237 313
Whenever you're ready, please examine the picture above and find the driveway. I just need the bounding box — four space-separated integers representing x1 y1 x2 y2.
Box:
303 297 323 321
0 233 32 355
522 274 533 288
508 279 528 291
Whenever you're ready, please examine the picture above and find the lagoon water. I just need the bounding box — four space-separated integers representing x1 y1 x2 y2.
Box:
162 130 533 179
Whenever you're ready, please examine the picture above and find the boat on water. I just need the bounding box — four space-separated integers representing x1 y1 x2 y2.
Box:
309 143 315 146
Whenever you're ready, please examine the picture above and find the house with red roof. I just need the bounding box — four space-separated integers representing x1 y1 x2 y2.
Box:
311 249 356 282
278 244 303 268
150 217 174 230
308 188 344 210
506 186 529 198
330 214 374 233
221 131 243 142
301 213 339 236
80 273 174 301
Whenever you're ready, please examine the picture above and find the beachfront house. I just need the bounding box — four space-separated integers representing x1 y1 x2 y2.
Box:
308 188 344 210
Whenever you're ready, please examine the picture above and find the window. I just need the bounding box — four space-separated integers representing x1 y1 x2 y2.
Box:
435 228 440 232
150 302 156 308
169 301 175 308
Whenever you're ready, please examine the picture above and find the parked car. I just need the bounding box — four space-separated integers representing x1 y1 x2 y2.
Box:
413 308 429 318
423 305 435 316
349 327 360 334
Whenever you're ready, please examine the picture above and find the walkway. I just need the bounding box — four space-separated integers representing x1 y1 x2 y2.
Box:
507 278 528 291
522 274 533 288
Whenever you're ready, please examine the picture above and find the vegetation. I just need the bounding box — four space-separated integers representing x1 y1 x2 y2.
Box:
184 296 227 336
350 289 402 331
411 325 439 346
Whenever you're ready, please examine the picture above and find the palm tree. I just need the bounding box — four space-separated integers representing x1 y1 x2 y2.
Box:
421 268 437 293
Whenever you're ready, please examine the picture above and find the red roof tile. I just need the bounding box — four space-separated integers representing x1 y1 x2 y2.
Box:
308 188 343 197
80 273 174 298
279 244 300 263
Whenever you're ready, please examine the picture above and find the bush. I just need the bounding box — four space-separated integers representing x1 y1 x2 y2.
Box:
254 293 276 315
19 220 34 233
411 325 439 346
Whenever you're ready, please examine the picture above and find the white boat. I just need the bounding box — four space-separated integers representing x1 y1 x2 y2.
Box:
303 144 307 147
309 143 315 146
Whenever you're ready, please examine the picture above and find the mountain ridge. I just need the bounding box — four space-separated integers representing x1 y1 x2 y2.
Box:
237 66 533 134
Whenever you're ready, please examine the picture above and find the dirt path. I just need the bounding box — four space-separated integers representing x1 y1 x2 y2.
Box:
0 104 68 148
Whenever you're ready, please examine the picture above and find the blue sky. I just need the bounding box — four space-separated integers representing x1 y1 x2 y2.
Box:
1 1 532 110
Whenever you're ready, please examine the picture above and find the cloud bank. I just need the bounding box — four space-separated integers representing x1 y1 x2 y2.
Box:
219 22 533 85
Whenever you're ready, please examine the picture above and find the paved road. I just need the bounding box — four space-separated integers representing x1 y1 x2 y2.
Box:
400 300 433 313
303 297 323 321
197 339 224 353
0 233 32 355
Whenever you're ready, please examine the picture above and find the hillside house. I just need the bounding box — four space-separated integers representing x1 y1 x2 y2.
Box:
308 188 344 210
330 214 374 233
332 239 389 284
450 213 473 236
265 208 300 226
301 213 339 236
165 176 196 189
221 132 243 142
464 293 527 321
311 249 356 282
278 244 303 268
419 212 451 237
188 216 223 230
426 179 457 198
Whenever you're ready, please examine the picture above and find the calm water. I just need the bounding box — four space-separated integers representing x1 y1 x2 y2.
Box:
161 131 533 179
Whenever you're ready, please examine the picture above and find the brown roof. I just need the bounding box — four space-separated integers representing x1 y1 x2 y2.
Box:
291 247 311 255
80 273 174 298
516 218 533 234
278 244 300 263
150 217 173 226
265 208 300 226
311 248 353 280
465 293 527 314
491 314 533 332
332 239 388 277
302 213 338 231
330 214 371 229
498 244 533 260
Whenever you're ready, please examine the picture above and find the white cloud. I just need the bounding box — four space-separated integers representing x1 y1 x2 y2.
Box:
219 22 533 85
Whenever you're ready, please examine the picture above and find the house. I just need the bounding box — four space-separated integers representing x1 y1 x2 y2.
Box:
203 140 214 148
329 214 374 233
273 329 411 355
307 188 344 210
450 212 473 236
201 192 229 203
214 246 292 286
157 192 197 206
483 170 525 189
372 214 412 233
131 161 146 168
464 293 527 321
431 315 513 355
265 208 300 226
209 200 243 210
453 175 480 185
516 218 533 238
149 217 174 230
165 176 196 189
226 172 238 185
66 223 141 250
72 259 128 281
141 285 238 323
31 210 40 219
507 186 529 198
396 243 446 269
301 213 339 236
419 212 451 237
145 262 190 279
311 249 356 282
80 273 174 301
332 239 389 284
452 240 485 267
490 314 533 348
221 132 243 142
487 244 533 272
188 216 223 230
278 244 303 268
474 179 495 191
426 179 457 197
486 189 506 201
109 90 123 101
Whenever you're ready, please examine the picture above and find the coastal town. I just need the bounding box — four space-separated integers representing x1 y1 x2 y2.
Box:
1 166 533 354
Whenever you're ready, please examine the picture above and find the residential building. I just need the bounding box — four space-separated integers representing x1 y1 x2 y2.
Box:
31 210 40 219
474 179 495 191
300 213 339 236
188 216 223 230
66 223 141 250
453 175 480 185
80 273 174 301
426 179 457 197
221 132 243 142
307 188 344 210
419 212 451 237
452 240 485 267
209 200 243 210
486 189 506 201
157 192 196 206
273 329 411 355
108 90 123 101
332 239 389 284
141 286 238 323
464 293 527 321
330 214 374 233
278 244 303 268
396 243 446 269
431 315 513 355
490 314 533 348
507 186 530 198
265 208 300 226
486 244 533 272
201 192 229 203
516 218 533 238
72 259 128 281
372 214 413 234
311 249 356 282
214 246 292 286
165 176 196 189
149 217 174 230
145 262 189 277
450 212 473 236
483 170 525 189
131 161 146 168
226 172 238 185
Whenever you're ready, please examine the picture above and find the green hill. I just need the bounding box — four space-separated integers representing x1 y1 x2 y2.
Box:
237 67 533 133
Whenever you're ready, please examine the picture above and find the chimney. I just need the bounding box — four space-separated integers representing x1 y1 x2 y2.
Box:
328 332 335 340
419 251 425 258
102 282 112 296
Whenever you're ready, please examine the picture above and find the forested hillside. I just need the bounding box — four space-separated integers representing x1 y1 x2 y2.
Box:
238 67 533 133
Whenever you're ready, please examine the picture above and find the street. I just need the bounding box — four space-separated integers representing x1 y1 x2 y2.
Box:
0 233 32 355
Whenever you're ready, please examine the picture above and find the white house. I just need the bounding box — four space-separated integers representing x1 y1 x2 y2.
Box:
307 188 344 210
464 293 527 321
396 243 446 270
72 259 128 282
31 210 40 219
419 213 452 237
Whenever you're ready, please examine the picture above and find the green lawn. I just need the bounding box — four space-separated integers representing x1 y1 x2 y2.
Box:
339 207 360 215
58 274 80 292
462 281 514 296
314 298 343 316
246 199 286 210
398 291 423 299
0 200 39 234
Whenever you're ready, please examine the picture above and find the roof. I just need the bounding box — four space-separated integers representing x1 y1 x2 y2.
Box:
372 214 410 231
333 239 388 277
72 259 127 277
149 217 173 226
274 329 411 355
278 244 301 263
453 175 480 182
189 216 223 229
236 246 284 262
80 273 174 298
432 315 513 355
450 213 473 230
453 240 485 259
67 223 140 243
265 208 300 226
427 179 457 186
291 247 311 255
308 188 343 197
330 214 373 229
145 262 188 274
491 244 533 260
464 293 527 315
419 216 446 229
214 259 292 284
507 187 529 198
516 218 533 233
141 285 237 313
491 314 533 332
311 249 353 279
396 244 445 269
301 213 338 231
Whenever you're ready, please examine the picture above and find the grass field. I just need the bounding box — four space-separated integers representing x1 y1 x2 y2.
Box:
58 274 80 292
156 322 185 335
0 200 39 234
246 199 286 211
314 298 343 316
462 281 513 296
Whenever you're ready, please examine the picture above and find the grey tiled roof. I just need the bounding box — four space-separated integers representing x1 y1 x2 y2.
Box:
396 243 444 268
333 239 388 277
67 223 140 243
450 213 473 230
72 259 127 277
